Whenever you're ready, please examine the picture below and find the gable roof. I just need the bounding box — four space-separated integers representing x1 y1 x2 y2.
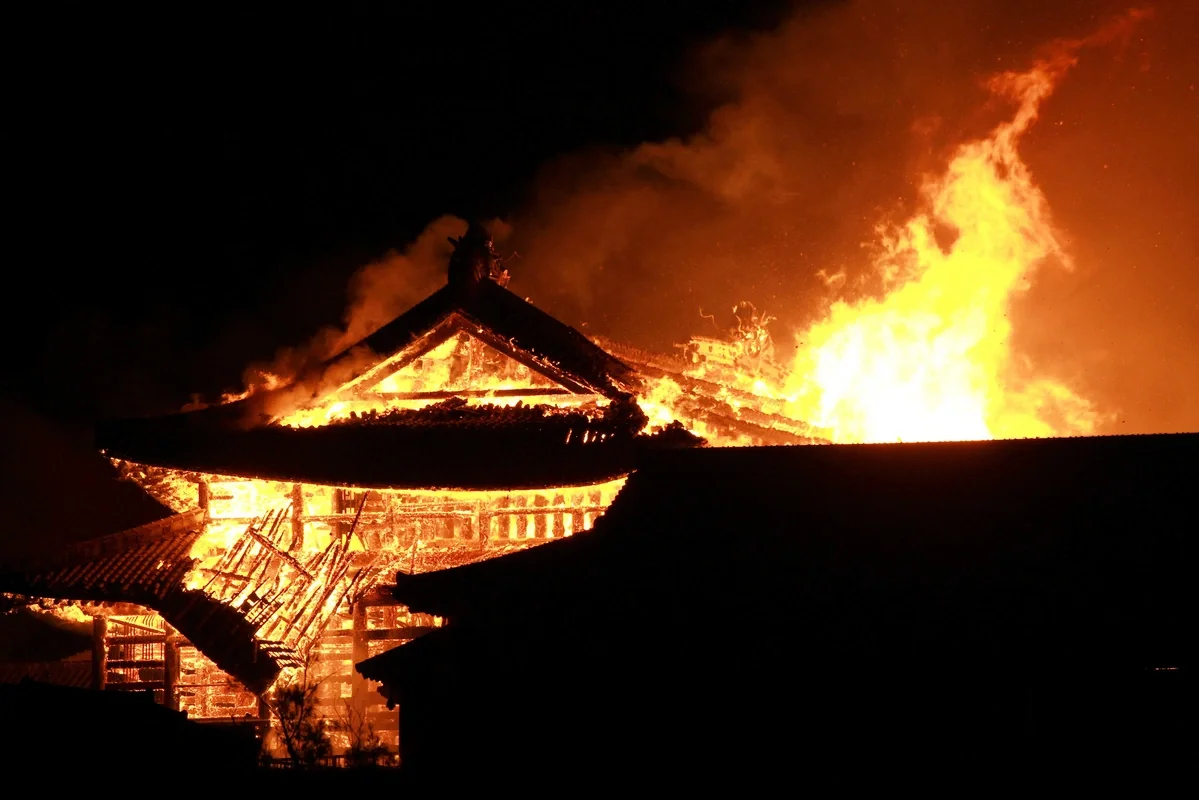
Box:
335 280 640 401
95 280 654 480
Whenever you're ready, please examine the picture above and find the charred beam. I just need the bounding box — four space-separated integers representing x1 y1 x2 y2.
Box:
372 387 577 401
92 616 107 690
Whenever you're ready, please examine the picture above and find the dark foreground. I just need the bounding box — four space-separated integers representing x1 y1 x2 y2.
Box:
5 434 1194 789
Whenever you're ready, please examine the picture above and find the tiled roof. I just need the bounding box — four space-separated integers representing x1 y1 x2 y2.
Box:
0 511 287 693
363 433 1197 686
96 280 643 475
0 659 93 689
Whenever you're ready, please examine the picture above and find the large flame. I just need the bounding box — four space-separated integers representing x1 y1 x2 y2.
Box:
778 33 1131 444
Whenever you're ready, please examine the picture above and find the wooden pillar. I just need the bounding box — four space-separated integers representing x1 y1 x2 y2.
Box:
551 493 566 539
497 495 511 540
197 478 209 513
163 641 179 711
533 494 548 538
476 501 490 551
290 483 305 550
517 494 531 539
257 692 272 748
91 617 108 691
570 491 585 537
351 602 369 720
333 487 346 545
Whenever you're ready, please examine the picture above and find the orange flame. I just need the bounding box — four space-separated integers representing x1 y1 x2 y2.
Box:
777 15 1151 444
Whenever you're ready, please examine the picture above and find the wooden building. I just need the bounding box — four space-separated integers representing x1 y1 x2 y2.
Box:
0 271 722 756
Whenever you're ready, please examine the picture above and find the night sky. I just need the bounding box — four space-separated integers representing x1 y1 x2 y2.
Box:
2 1 1196 553
6 2 802 422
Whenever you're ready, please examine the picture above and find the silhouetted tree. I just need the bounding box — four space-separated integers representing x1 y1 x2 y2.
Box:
334 700 395 767
269 676 332 768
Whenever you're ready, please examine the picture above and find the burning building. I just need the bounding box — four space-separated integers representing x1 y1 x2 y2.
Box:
3 7 1180 772
0 235 820 759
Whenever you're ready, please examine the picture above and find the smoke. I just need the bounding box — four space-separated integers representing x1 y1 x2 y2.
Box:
221 215 468 409
495 0 1196 435
221 0 1196 436
333 215 470 354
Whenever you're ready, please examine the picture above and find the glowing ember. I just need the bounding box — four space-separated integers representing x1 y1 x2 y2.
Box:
778 37 1117 444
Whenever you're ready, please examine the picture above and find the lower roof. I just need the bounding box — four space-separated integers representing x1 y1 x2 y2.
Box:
0 511 286 693
359 433 1197 691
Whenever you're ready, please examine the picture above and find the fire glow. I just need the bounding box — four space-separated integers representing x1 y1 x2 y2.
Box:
777 47 1105 444
220 26 1139 447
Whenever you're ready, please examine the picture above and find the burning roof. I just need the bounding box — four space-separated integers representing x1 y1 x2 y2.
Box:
95 279 693 487
0 511 288 692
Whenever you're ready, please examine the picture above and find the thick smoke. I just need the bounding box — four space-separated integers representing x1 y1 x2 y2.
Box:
232 0 1196 435
226 215 468 407
498 0 1197 435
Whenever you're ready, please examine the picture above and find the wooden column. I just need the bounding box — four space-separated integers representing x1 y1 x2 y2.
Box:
163 641 179 711
552 493 566 539
290 483 305 550
333 487 346 545
197 478 209 513
91 617 108 691
533 494 548 538
257 694 271 732
570 491 585 536
476 501 490 551
497 495 511 540
351 602 369 721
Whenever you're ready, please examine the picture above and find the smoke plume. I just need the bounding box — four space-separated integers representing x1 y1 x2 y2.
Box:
227 0 1196 436
499 0 1197 435
221 215 468 406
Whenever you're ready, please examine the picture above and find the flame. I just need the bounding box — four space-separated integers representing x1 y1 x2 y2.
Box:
778 37 1123 444
222 371 288 405
28 602 93 625
275 332 602 428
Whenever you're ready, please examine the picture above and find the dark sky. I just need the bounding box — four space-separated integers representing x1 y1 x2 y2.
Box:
6 2 805 423
2 1 1196 554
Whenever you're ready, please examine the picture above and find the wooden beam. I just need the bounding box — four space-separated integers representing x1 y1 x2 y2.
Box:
92 616 107 691
105 634 168 645
106 659 165 669
360 626 438 642
106 618 165 635
105 682 165 691
337 318 460 397
369 387 577 401
290 484 305 551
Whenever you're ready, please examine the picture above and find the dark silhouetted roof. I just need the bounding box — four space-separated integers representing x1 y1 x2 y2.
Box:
0 658 92 689
97 402 701 490
0 608 92 663
0 396 174 564
3 680 261 772
359 433 1196 698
